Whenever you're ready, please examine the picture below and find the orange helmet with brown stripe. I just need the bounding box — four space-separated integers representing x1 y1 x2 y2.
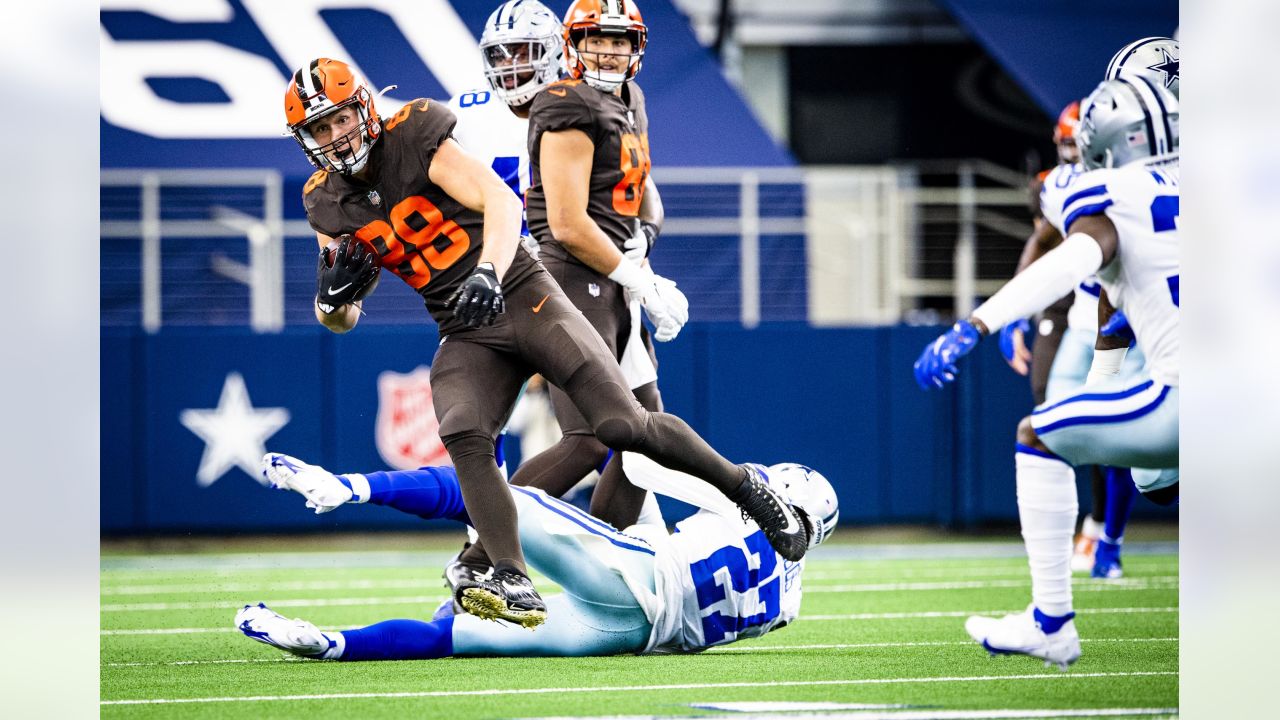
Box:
284 58 382 175
1053 101 1081 164
563 0 647 92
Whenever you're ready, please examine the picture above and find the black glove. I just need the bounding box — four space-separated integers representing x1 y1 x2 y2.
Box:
316 236 380 314
448 262 505 328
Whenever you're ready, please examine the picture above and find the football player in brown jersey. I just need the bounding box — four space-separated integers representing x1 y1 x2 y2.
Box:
453 0 690 579
285 57 813 628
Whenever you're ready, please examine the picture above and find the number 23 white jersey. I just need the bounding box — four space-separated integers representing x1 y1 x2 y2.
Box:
635 509 803 654
1044 162 1180 386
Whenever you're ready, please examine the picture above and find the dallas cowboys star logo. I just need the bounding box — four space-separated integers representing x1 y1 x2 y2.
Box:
1147 48 1179 89
179 372 290 487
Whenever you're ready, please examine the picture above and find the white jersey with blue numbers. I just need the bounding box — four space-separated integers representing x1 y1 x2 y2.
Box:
1041 163 1102 333
447 89 530 230
1044 163 1180 387
632 510 803 653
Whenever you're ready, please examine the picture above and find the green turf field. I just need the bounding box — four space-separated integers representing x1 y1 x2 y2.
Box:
101 535 1178 719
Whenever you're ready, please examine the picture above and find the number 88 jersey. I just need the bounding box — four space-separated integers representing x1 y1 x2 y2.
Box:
525 78 651 265
641 510 803 653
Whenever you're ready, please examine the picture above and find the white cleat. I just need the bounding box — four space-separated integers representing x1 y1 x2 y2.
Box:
261 453 353 514
235 603 342 659
965 604 1082 671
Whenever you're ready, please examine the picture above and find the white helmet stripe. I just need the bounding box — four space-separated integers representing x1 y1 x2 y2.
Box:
1120 77 1170 156
1132 74 1174 154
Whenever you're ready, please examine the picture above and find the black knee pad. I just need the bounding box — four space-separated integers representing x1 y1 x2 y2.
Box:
1141 482 1179 507
442 432 494 462
594 414 646 450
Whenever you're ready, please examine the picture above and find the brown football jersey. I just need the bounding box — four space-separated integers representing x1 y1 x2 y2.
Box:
525 79 652 266
304 99 523 331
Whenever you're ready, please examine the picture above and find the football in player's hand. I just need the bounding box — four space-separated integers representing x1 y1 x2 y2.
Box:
322 235 381 302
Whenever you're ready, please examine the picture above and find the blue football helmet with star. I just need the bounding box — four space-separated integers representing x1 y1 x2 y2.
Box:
1105 36 1179 100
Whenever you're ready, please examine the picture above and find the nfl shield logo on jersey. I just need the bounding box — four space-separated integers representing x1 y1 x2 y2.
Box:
375 366 451 470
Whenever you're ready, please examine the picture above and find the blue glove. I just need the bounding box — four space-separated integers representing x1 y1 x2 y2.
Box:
998 318 1032 364
914 320 982 390
1100 309 1135 344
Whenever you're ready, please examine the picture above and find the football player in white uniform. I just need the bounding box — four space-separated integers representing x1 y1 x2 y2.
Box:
1001 103 1147 580
236 453 837 660
914 75 1179 669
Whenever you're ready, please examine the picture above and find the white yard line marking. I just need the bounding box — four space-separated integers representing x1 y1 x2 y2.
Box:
802 566 1177 581
100 671 1179 705
102 607 1180 635
101 577 1175 611
103 638 1179 668
102 595 450 612
805 577 1177 593
686 707 1179 720
101 578 450 596
802 607 1178 621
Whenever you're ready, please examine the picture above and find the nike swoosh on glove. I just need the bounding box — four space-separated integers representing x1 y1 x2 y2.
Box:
316 236 380 314
914 320 982 390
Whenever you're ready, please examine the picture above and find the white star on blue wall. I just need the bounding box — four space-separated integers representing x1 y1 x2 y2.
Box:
179 372 290 487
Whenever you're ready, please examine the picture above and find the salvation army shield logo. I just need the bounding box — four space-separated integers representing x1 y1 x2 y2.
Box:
375 366 451 470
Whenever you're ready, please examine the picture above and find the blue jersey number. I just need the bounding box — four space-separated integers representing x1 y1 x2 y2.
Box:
457 91 491 108
688 531 782 645
1150 195 1179 233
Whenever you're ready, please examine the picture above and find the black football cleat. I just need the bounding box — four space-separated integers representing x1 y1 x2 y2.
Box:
456 568 547 629
442 555 494 617
730 464 810 562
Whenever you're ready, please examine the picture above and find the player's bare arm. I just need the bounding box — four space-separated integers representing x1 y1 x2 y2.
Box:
543 128 628 275
1016 219 1064 274
428 138 523 279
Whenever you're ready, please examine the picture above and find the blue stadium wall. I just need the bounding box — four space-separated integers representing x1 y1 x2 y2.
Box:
102 324 1175 534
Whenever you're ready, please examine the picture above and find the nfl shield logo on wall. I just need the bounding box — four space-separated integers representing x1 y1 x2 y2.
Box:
375 366 451 470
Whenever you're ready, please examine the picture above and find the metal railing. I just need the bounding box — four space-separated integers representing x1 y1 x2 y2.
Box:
100 162 1033 330
101 169 285 332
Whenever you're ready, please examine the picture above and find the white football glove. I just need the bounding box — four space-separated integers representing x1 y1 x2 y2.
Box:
608 258 690 342
622 223 649 262
261 453 353 514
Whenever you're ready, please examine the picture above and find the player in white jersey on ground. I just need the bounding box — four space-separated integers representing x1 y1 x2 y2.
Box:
914 74 1179 669
236 452 837 660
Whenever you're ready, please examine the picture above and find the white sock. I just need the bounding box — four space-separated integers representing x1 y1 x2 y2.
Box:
320 631 345 660
340 474 370 503
1015 451 1078 617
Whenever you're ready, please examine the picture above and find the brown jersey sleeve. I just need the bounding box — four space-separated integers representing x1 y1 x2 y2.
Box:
382 98 458 179
529 82 597 138
302 169 345 237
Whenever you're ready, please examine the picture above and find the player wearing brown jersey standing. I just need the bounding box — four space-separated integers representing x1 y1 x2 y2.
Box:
285 57 812 628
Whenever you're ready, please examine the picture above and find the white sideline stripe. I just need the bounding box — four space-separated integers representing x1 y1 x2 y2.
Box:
802 607 1178 621
100 671 1179 705
104 638 1179 667
102 607 1179 635
803 566 1178 581
101 578 452 596
102 595 449 612
101 577 1177 610
806 577 1177 593
688 709 1178 720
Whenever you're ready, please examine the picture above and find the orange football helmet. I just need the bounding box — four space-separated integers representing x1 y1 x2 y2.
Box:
284 58 382 175
1053 101 1081 165
563 0 647 91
